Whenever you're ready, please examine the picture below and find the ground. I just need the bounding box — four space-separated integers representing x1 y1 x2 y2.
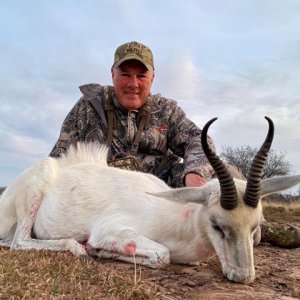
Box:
137 243 300 299
0 205 299 299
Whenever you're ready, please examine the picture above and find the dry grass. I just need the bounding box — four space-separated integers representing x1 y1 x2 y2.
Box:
262 199 300 224
0 184 162 299
0 249 161 299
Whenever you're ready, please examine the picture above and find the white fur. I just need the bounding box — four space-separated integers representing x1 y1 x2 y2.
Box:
0 142 299 283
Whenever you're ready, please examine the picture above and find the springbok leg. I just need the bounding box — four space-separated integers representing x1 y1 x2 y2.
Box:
10 191 87 256
86 233 170 268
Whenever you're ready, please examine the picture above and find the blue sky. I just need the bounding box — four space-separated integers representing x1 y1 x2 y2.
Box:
1 0 300 187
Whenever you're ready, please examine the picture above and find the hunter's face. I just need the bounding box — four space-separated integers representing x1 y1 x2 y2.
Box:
111 60 154 111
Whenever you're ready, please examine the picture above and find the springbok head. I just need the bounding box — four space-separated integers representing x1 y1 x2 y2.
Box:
151 117 300 283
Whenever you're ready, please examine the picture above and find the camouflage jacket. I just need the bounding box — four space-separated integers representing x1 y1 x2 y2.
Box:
50 83 215 181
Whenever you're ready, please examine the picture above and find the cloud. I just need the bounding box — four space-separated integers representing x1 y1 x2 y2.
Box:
0 132 49 158
1 0 300 186
152 45 300 175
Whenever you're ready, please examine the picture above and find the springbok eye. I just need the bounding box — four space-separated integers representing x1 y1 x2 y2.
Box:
213 224 225 239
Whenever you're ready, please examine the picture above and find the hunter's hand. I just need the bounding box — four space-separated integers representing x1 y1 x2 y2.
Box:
185 173 207 187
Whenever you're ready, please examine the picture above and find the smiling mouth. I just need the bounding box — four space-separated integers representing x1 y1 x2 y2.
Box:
125 89 139 95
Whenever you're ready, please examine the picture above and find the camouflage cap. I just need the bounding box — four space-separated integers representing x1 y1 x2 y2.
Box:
113 41 154 71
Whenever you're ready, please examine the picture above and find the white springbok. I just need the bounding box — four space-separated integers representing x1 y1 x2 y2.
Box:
0 117 300 284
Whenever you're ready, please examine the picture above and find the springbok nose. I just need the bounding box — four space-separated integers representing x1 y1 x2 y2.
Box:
224 267 255 284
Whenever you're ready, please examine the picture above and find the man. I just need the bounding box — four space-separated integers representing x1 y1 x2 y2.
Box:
50 41 214 188
50 41 300 248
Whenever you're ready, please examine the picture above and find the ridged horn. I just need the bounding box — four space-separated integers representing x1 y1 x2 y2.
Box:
201 118 238 210
244 116 274 208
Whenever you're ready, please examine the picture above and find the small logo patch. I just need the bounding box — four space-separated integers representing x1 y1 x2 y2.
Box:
155 124 169 132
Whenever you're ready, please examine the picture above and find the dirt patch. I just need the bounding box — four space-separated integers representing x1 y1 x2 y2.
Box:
130 244 299 299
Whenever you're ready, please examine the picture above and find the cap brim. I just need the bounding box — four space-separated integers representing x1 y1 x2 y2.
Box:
114 55 153 71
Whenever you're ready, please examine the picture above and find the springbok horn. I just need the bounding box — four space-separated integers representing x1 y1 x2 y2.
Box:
244 116 274 208
201 118 238 210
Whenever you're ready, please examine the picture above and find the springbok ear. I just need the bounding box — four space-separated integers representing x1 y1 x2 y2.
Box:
261 175 300 197
147 185 212 206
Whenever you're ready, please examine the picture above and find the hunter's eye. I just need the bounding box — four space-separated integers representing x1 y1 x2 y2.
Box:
213 224 225 239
